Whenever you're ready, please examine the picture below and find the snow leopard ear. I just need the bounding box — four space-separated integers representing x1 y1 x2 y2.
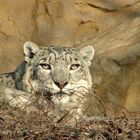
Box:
79 45 95 66
23 41 39 62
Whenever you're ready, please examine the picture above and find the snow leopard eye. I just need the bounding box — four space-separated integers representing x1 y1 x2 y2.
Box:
69 64 80 70
40 63 51 70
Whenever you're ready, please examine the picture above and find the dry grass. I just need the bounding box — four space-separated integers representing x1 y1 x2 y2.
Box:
0 93 140 140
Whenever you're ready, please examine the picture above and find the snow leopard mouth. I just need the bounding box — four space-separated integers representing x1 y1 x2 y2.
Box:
56 91 75 96
53 91 68 98
51 91 74 101
56 91 67 95
40 90 75 102
42 91 70 103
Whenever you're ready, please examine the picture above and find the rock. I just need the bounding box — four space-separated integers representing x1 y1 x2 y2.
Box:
0 0 140 72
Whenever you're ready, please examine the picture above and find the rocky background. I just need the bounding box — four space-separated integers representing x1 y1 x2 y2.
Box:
0 0 140 113
0 0 140 72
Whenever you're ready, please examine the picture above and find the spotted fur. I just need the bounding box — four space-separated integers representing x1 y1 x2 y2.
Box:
0 41 95 121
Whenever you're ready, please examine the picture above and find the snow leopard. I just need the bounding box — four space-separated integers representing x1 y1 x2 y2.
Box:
0 41 95 122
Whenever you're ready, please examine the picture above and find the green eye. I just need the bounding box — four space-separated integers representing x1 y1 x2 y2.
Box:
40 63 51 70
70 64 80 70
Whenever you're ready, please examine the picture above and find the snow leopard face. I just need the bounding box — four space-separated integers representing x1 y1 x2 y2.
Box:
23 41 95 108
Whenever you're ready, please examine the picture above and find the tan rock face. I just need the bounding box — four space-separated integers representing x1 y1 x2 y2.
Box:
0 0 140 72
0 0 36 72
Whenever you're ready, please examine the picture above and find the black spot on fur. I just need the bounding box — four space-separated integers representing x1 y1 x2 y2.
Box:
14 61 27 90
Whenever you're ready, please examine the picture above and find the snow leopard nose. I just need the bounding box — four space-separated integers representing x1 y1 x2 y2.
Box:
54 81 68 89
